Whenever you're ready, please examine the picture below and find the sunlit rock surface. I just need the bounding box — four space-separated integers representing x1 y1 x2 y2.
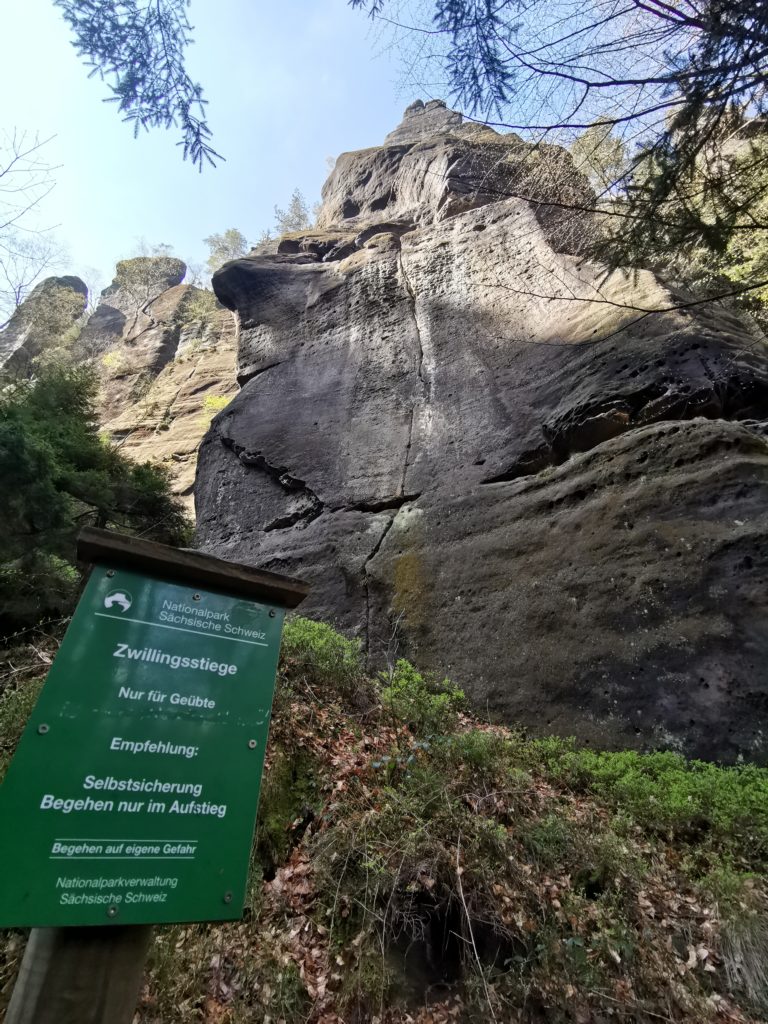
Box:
197 103 768 762
0 276 87 371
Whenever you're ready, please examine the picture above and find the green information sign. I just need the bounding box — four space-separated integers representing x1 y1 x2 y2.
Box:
0 564 285 927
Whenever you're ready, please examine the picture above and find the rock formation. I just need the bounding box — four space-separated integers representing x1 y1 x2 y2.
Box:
197 102 768 763
0 259 237 506
0 275 88 371
81 259 237 506
100 316 237 507
78 255 187 357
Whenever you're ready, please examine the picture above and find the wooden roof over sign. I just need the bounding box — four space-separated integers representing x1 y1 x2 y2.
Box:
77 527 310 609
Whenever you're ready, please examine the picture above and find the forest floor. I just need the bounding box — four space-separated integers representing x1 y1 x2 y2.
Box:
1 618 767 1023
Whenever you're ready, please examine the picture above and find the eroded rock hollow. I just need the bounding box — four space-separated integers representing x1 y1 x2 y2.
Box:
197 100 768 762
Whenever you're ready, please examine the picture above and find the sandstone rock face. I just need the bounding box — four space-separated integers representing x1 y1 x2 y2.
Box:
56 255 238 506
78 256 187 360
316 112 591 252
197 103 768 763
0 259 236 508
0 276 88 371
101 308 237 506
383 98 463 145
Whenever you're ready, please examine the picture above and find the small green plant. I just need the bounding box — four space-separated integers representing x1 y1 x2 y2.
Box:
258 958 311 1022
130 372 155 401
204 394 229 413
100 349 132 376
698 867 768 1013
701 864 758 910
525 739 768 865
280 617 363 700
380 658 464 736
176 287 221 328
255 748 320 876
435 728 512 776
521 813 574 867
157 406 173 431
338 947 394 1021
198 393 230 425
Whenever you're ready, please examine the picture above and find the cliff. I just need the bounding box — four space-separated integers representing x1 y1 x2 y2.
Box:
0 276 88 371
196 100 768 763
0 260 237 507
79 261 237 506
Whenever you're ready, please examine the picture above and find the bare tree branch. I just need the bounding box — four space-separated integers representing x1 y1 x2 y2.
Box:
0 133 64 327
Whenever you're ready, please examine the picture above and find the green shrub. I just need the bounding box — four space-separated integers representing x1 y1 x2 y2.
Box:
280 617 363 699
0 556 79 628
254 748 320 876
0 363 192 631
700 864 758 910
380 658 464 736
337 947 394 1021
527 740 768 865
521 812 574 867
435 728 512 775
202 394 229 415
695 865 768 1013
130 371 155 401
175 287 221 329
198 393 230 425
426 731 534 805
0 677 44 780
100 349 132 376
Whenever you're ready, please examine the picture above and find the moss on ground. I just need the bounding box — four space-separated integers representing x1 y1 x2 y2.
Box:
254 746 321 879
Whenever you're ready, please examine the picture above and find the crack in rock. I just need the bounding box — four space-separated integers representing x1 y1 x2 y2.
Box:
221 435 324 528
339 494 419 514
397 247 430 497
263 494 421 533
483 373 768 485
237 359 283 388
361 510 400 661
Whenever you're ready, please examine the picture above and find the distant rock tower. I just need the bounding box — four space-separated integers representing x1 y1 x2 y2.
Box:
0 276 88 373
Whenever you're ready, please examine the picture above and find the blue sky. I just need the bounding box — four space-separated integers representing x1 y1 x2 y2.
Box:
1 1 411 293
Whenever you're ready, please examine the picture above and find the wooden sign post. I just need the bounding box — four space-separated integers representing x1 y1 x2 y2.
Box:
1 527 309 1024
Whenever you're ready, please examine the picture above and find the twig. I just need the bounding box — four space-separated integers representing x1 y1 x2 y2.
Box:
456 832 497 1023
590 991 676 1022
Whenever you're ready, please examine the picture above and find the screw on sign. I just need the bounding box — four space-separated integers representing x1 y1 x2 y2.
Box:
1 528 309 1024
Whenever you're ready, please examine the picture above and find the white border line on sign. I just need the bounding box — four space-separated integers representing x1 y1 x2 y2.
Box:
94 613 268 646
49 855 196 860
54 838 199 843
